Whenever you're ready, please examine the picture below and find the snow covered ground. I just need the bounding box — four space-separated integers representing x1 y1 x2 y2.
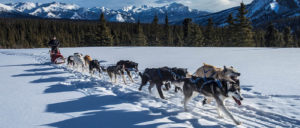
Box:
0 47 299 128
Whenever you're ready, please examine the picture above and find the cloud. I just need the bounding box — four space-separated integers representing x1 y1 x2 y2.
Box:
184 0 253 12
155 0 181 4
154 0 253 12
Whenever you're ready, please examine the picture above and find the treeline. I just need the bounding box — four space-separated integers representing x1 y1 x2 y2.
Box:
0 3 299 48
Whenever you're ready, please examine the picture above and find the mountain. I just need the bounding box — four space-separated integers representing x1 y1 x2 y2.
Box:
2 1 300 26
1 2 209 23
120 3 209 23
0 3 38 18
193 0 300 26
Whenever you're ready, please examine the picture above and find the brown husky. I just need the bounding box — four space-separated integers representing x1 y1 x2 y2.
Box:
193 63 241 105
193 63 240 83
84 55 93 67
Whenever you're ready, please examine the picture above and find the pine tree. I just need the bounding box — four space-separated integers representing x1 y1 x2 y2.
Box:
133 19 147 46
182 18 192 45
173 26 183 46
225 13 235 46
164 14 173 46
253 29 265 47
295 28 300 47
191 24 204 46
283 26 293 47
235 2 254 46
111 29 120 46
95 13 113 46
227 13 235 28
7 28 16 48
265 22 281 47
149 15 160 45
204 18 216 46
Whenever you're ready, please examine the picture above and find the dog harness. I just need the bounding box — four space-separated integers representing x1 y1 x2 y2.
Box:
168 69 185 79
202 68 222 89
157 69 183 80
203 68 216 78
157 69 163 79
191 78 222 92
127 68 137 72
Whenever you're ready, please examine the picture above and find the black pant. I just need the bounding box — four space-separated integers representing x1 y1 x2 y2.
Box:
51 46 58 53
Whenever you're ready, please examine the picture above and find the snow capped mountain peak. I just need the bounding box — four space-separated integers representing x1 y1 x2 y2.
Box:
166 2 192 12
41 2 79 12
0 3 13 11
194 0 300 26
122 5 135 12
269 0 279 13
110 13 125 22
7 2 37 12
0 2 209 23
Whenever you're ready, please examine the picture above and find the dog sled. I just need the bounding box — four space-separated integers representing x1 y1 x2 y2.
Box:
50 49 65 64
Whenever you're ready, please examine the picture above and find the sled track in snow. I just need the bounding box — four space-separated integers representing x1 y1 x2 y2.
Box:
1 50 300 127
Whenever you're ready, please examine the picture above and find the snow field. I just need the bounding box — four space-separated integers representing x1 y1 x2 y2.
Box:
0 47 300 128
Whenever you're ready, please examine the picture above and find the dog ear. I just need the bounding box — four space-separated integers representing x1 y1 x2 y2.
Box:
223 66 227 72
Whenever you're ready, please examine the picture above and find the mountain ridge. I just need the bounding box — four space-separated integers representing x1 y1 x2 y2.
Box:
1 1 300 26
193 0 300 26
1 2 210 23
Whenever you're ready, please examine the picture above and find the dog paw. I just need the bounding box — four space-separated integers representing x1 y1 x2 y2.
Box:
217 115 224 119
235 121 242 125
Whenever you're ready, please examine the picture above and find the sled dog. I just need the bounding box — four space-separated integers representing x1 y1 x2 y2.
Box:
162 67 190 93
106 65 126 84
67 55 74 66
116 60 139 83
194 63 241 104
73 53 85 71
84 55 93 68
181 76 243 125
89 60 102 77
193 63 240 83
138 67 178 99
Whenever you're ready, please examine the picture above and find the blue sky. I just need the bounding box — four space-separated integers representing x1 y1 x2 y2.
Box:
0 0 253 12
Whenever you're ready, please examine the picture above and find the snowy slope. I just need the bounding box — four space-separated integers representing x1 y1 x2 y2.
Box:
194 0 300 26
0 47 300 128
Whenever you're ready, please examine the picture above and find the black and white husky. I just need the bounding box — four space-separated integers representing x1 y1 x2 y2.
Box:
89 60 102 77
162 67 189 92
138 67 178 99
105 65 125 84
116 60 139 83
181 76 243 125
67 55 74 67
104 60 138 85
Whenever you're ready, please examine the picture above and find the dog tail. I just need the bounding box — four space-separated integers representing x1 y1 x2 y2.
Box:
139 72 143 78
100 66 107 72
